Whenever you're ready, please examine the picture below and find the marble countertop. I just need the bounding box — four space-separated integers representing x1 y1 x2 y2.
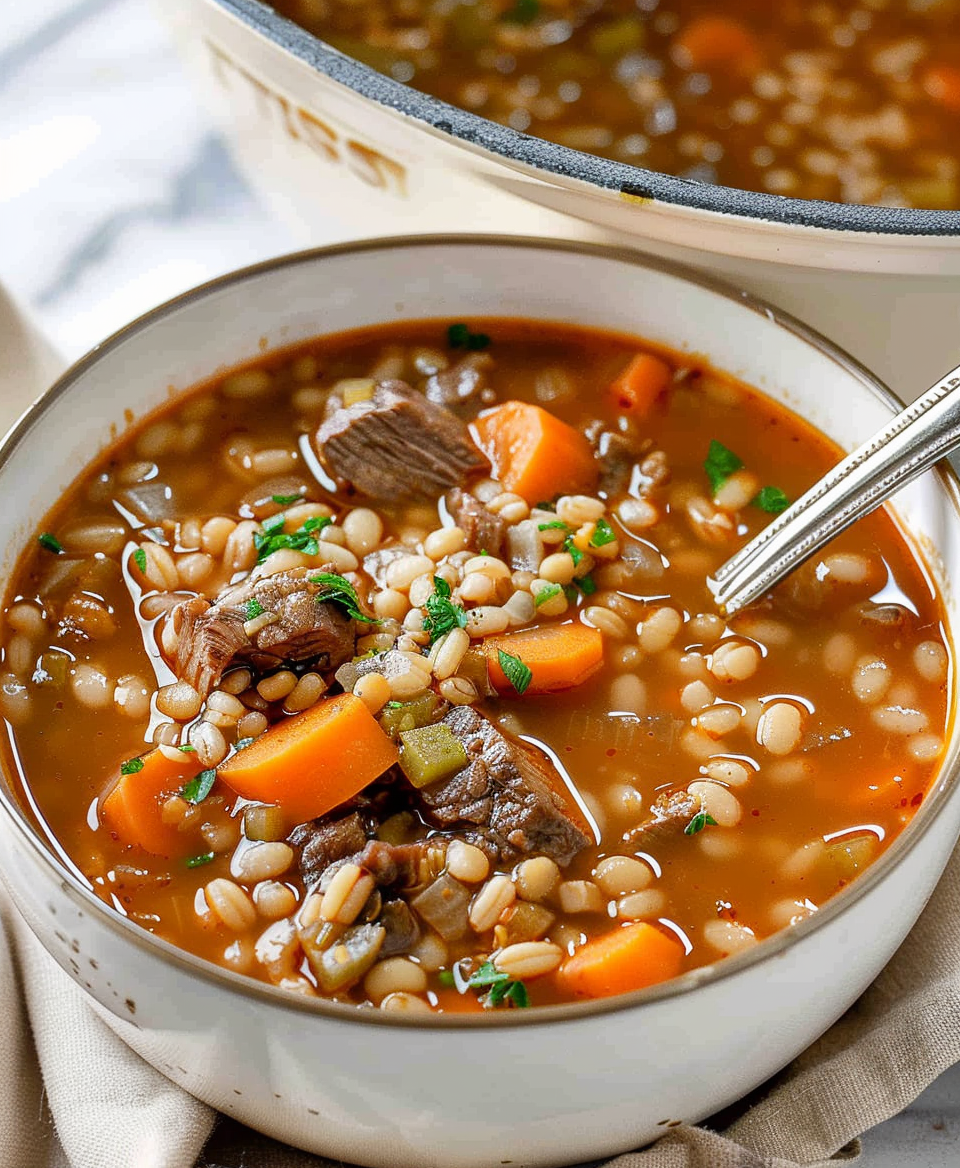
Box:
0 2 958 1164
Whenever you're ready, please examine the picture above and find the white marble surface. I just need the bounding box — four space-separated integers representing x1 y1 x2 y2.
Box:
0 1 958 1164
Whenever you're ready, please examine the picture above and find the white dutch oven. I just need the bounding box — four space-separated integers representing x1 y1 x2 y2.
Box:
1 238 959 1168
158 0 960 392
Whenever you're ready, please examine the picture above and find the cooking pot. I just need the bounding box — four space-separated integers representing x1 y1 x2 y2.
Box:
1 236 959 1168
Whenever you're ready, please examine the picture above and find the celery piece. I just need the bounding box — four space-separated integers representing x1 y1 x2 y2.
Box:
378 691 444 740
399 724 468 789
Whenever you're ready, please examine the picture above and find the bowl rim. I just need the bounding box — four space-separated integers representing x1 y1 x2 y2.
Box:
1 233 958 1031
210 0 960 239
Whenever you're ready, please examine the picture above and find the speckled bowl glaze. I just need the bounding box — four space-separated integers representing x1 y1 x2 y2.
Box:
1 238 959 1168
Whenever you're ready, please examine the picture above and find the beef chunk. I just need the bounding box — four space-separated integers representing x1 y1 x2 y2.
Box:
416 707 591 866
289 811 368 888
316 380 488 502
171 567 356 696
625 788 701 849
445 488 506 558
424 353 493 411
379 899 421 956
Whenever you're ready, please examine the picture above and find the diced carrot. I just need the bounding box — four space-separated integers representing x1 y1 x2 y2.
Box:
484 623 604 695
922 63 960 113
609 353 672 416
218 692 398 825
556 922 684 999
100 749 203 858
472 401 597 505
673 16 761 74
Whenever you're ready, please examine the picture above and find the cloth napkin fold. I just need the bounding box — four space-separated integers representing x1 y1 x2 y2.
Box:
4 834 960 1168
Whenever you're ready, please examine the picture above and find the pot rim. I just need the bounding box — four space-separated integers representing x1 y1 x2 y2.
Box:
210 0 960 239
1 233 958 1030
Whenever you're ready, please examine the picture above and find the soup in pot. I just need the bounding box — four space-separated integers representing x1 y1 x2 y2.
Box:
269 0 960 208
0 319 950 1012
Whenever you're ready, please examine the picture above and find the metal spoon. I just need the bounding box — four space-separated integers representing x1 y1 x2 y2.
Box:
709 362 960 617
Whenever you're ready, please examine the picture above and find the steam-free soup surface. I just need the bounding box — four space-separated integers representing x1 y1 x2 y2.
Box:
270 0 960 208
0 319 949 1013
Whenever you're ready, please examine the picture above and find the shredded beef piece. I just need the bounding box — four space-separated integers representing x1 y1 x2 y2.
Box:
424 353 493 411
289 811 368 888
625 788 702 849
170 567 356 697
316 380 488 501
445 487 506 558
415 707 591 866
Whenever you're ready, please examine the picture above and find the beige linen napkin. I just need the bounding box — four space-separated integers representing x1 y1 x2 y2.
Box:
3 835 959 1168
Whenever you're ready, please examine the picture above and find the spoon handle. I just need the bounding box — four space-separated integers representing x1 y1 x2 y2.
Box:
709 362 960 617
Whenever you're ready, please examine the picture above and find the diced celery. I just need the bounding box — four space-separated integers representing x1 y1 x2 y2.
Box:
499 901 555 944
378 691 445 740
399 724 468 789
303 922 384 993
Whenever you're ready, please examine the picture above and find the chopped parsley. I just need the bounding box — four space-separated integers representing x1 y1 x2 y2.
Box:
254 514 331 563
181 768 217 805
504 0 539 25
538 520 570 533
234 737 256 752
271 492 305 505
589 517 617 548
575 574 597 596
422 576 469 642
498 649 532 696
467 960 529 1008
684 811 719 836
562 536 584 568
177 744 196 753
704 440 744 494
38 532 63 555
437 969 456 987
186 852 215 869
753 485 790 514
385 701 405 709
133 547 148 574
244 597 265 621
447 322 491 351
308 572 375 623
534 583 563 607
120 757 144 776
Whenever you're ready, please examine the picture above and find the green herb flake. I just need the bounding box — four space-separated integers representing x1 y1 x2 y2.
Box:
385 701 404 709
753 486 790 514
538 520 571 533
534 583 563 608
497 649 533 696
271 492 305 506
307 572 376 623
181 768 217 805
562 536 584 568
589 517 617 548
186 852 215 869
235 737 255 752
254 514 332 564
447 322 491 351
684 811 719 837
177 744 197 753
704 440 744 494
133 547 148 574
422 576 469 642
467 960 529 1009
575 574 597 596
38 532 63 555
120 757 144 776
504 0 539 25
437 969 456 988
244 597 265 621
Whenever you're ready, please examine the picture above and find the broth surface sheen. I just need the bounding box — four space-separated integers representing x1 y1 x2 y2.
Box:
0 319 950 1013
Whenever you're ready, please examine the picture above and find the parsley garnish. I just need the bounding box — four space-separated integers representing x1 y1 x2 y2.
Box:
575 574 597 596
422 576 469 642
534 583 563 607
186 852 215 869
562 536 584 568
38 533 63 555
133 547 147 573
538 520 571 533
235 737 255 751
498 649 532 696
308 572 375 623
181 768 217 805
504 0 539 25
589 517 617 548
254 514 331 563
271 492 305 505
467 960 530 1008
684 811 719 836
385 701 404 709
120 757 144 776
178 744 196 753
244 597 265 621
753 486 790 514
437 969 456 987
704 440 744 493
447 322 491 351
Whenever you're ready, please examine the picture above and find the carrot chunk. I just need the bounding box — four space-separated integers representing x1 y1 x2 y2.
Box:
556 922 684 999
484 623 604 695
673 16 761 74
609 353 672 416
922 63 960 113
218 692 398 825
100 749 203 858
472 401 597 504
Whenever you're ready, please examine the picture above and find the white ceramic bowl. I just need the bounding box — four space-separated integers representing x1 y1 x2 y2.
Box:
1 238 959 1168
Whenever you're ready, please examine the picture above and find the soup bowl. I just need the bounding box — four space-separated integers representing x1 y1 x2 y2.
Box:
1 237 959 1168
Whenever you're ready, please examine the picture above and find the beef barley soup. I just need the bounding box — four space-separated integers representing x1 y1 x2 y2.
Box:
270 0 960 208
0 319 950 1012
